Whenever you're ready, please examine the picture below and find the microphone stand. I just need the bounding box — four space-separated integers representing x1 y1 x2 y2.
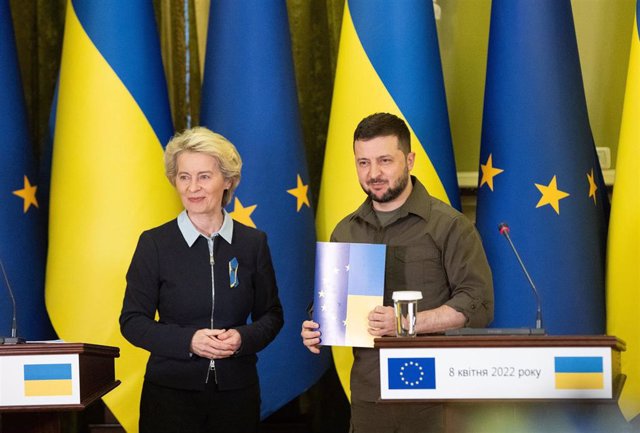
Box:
0 260 26 344
498 223 544 331
444 223 546 337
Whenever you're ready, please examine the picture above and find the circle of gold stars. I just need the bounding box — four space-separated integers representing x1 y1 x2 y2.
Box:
399 361 425 387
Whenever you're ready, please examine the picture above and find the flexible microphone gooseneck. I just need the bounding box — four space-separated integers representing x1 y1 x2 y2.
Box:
498 223 544 330
0 259 25 344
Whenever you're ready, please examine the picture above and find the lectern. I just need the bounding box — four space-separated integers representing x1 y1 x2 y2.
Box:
0 343 120 433
375 335 629 433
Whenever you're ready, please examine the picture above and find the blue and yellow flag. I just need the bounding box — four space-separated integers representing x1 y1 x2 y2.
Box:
476 0 608 335
554 357 604 390
316 0 459 398
46 2 180 431
606 0 640 420
0 0 55 341
23 363 73 397
199 0 331 418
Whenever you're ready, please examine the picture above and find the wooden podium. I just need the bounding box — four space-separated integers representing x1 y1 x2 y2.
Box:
375 335 630 433
0 343 120 433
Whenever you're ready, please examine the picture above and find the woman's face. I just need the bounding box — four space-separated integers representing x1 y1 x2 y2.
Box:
175 151 231 217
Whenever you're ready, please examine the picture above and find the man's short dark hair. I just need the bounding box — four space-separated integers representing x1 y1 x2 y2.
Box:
353 112 411 154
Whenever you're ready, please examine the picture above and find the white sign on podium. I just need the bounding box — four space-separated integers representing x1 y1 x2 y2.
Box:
380 346 612 400
0 353 81 406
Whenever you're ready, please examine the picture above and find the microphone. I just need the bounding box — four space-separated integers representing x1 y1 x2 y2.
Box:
0 260 26 344
498 222 544 331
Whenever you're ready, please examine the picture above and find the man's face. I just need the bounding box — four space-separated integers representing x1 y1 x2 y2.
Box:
354 135 415 209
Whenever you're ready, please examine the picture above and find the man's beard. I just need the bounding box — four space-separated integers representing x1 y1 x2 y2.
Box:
363 170 410 203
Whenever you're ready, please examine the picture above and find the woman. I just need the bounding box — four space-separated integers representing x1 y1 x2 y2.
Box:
120 127 283 433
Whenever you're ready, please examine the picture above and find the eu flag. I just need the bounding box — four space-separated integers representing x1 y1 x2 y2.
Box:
0 0 55 341
476 0 608 335
387 358 436 390
200 0 331 418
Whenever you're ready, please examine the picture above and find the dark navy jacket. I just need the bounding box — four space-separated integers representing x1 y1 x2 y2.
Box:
120 218 283 391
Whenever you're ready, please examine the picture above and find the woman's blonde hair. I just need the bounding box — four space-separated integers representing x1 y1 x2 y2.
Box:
165 126 242 207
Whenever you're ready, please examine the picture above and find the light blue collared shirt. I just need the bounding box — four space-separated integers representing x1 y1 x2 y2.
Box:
177 209 234 247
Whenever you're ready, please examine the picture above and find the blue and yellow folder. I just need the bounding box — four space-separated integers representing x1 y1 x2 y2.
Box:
313 242 386 348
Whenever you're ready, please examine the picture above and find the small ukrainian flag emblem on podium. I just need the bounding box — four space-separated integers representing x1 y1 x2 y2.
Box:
554 356 603 390
23 363 73 397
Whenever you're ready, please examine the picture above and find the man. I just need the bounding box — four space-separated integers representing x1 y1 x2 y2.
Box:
301 112 494 433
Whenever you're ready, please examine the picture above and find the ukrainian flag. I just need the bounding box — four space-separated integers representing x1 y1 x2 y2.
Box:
46 1 179 431
24 364 72 397
606 0 640 420
317 0 459 399
554 357 604 390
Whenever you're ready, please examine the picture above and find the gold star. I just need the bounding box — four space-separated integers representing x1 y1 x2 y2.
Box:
587 168 598 205
12 175 39 213
229 197 257 228
286 174 310 212
479 154 504 191
535 175 570 215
